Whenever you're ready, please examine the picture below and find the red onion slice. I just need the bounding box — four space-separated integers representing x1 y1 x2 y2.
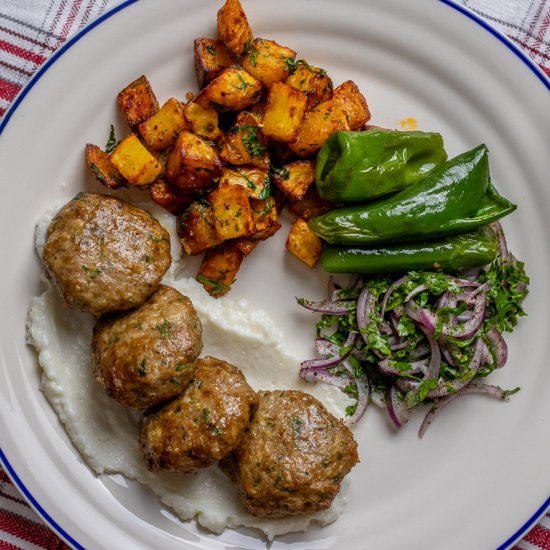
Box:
298 298 354 315
380 275 410 316
440 291 487 341
356 287 378 347
420 326 441 380
427 336 486 399
386 385 413 428
404 300 438 333
484 326 508 369
299 366 353 389
342 360 371 425
302 332 358 370
419 382 512 438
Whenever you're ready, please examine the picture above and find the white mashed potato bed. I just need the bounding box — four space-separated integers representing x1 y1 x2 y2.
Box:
28 201 354 540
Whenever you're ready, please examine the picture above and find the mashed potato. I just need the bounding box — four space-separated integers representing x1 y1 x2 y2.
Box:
27 201 353 540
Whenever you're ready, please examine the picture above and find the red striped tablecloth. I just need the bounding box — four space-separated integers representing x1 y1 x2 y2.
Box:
0 0 549 548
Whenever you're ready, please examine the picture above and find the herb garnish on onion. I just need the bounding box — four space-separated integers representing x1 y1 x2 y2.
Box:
298 222 528 437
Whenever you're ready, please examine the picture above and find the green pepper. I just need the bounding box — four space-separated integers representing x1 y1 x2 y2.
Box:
309 144 516 245
315 129 447 202
320 228 499 274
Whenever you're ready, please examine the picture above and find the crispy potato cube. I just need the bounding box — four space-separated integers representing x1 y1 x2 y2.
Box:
166 130 222 194
272 160 315 201
286 217 323 268
219 165 270 199
288 99 349 157
177 200 222 255
287 185 335 221
194 66 262 112
138 98 187 151
194 38 235 88
249 197 281 240
216 0 253 57
197 241 244 297
117 75 159 131
209 183 254 241
233 237 258 256
85 144 125 189
242 38 296 87
220 111 269 168
149 179 192 214
285 60 333 109
109 134 162 186
261 82 307 142
333 80 370 130
184 101 222 141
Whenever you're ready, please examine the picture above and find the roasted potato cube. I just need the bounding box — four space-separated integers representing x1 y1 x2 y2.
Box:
333 80 370 130
85 144 125 189
261 82 308 143
286 60 333 109
216 0 254 57
194 66 262 112
184 101 222 141
138 98 187 151
219 165 270 199
272 160 315 201
220 111 269 168
149 179 192 214
233 238 258 256
242 38 296 87
197 241 244 297
287 185 335 221
177 200 222 255
249 197 281 240
286 217 323 268
288 99 349 157
109 134 162 186
117 75 159 131
194 38 235 88
166 130 222 194
209 183 254 241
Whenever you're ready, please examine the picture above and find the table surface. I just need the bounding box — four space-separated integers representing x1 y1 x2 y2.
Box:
0 0 549 549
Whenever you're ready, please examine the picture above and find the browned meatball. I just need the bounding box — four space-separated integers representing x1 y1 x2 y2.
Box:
92 285 202 409
219 389 358 517
42 192 171 316
139 356 257 473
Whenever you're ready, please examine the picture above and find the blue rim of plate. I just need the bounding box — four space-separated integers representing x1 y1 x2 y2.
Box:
0 0 548 548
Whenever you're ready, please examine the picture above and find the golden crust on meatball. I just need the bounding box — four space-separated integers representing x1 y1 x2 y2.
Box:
139 356 257 473
92 285 202 409
42 192 171 316
219 389 358 517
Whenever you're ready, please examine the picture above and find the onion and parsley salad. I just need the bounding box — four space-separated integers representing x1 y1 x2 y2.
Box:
297 130 529 437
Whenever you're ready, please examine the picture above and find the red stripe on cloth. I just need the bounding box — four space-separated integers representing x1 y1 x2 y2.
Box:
0 80 21 102
519 520 550 548
0 469 10 483
0 509 69 549
60 0 84 40
0 539 34 550
0 39 46 66
47 0 70 40
510 36 550 63
0 24 56 52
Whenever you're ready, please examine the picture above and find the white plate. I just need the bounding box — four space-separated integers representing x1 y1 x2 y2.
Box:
1 0 549 548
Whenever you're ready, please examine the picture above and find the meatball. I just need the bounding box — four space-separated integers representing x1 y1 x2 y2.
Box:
139 356 257 473
92 285 202 409
42 192 171 316
219 390 358 517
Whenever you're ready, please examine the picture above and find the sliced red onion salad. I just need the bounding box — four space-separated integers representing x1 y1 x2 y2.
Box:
298 222 529 437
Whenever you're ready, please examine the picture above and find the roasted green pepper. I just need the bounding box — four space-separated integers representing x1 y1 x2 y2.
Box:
309 144 516 245
315 129 447 202
320 227 499 274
